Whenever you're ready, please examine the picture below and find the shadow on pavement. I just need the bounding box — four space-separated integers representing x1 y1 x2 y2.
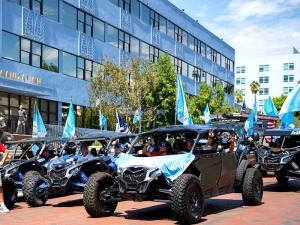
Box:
203 198 244 216
264 179 300 192
119 198 244 222
52 198 83 207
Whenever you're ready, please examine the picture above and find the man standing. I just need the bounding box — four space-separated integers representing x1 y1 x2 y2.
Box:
0 130 9 213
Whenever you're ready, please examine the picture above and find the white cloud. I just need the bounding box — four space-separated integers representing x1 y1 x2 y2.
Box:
215 0 300 23
204 16 300 59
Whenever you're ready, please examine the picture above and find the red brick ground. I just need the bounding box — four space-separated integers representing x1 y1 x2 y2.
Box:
1 177 300 225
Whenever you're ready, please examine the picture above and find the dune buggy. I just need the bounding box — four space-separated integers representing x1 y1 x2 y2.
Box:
256 128 300 183
23 131 135 207
83 125 263 224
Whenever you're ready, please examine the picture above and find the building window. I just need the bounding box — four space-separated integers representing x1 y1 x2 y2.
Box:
150 10 160 30
43 0 59 21
174 58 182 74
10 0 59 21
284 63 294 70
206 46 212 60
236 78 245 85
259 64 269 72
119 31 130 52
2 31 20 61
236 66 246 73
258 100 267 108
259 88 269 95
77 11 93 36
131 0 140 18
283 75 294 82
141 4 150 25
283 87 293 95
182 62 188 77
150 46 159 63
106 25 119 48
141 41 149 60
159 16 167 34
119 0 130 12
63 52 77 77
167 20 175 39
42 45 59 72
259 76 269 84
130 37 140 55
93 18 105 42
63 3 77 30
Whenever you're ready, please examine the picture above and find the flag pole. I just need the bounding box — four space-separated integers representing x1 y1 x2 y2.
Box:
175 75 178 125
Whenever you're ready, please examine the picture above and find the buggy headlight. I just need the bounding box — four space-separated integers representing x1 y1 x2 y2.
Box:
281 156 291 163
149 168 161 178
69 167 80 175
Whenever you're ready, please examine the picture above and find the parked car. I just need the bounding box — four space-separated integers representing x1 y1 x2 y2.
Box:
0 137 62 209
83 125 263 224
256 128 300 183
22 131 135 207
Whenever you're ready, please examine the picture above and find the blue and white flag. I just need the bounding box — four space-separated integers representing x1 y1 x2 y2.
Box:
176 75 191 125
62 102 76 139
244 111 255 136
280 84 300 116
32 103 47 138
241 99 247 113
263 96 279 117
133 108 142 125
202 104 211 125
253 98 258 121
116 111 129 133
99 111 107 130
280 112 295 129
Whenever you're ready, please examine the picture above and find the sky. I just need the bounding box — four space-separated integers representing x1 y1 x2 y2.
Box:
168 0 300 60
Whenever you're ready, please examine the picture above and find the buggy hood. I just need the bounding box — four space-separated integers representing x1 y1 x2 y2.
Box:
115 152 195 181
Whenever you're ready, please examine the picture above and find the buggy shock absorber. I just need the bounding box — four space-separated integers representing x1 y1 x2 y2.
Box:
79 171 88 183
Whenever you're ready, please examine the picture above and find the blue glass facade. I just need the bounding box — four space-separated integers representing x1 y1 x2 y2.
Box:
0 0 235 130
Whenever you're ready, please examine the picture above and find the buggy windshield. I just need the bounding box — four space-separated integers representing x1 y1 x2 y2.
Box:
264 135 300 149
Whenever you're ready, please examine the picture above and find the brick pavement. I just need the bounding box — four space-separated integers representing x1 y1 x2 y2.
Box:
1 177 300 225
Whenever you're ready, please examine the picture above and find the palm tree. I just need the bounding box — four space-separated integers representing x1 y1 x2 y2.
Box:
235 90 244 104
250 81 260 103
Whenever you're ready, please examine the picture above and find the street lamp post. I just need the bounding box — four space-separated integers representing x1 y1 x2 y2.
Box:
192 70 198 96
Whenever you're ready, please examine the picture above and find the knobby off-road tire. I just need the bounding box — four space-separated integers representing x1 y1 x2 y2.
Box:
234 159 249 192
83 172 117 218
242 168 263 206
3 179 17 209
276 176 289 184
23 171 48 207
171 174 204 224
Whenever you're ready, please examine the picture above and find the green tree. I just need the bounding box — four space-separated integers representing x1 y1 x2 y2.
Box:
89 58 156 132
189 83 213 124
235 90 244 104
298 80 300 85
210 83 225 115
272 95 287 111
145 54 177 128
250 81 260 103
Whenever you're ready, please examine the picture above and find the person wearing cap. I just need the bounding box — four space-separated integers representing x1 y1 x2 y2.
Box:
75 143 93 161
0 130 9 213
185 137 194 151
142 139 171 157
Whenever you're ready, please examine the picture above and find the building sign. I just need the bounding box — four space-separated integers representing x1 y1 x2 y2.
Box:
0 70 42 86
22 8 45 42
80 0 96 15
